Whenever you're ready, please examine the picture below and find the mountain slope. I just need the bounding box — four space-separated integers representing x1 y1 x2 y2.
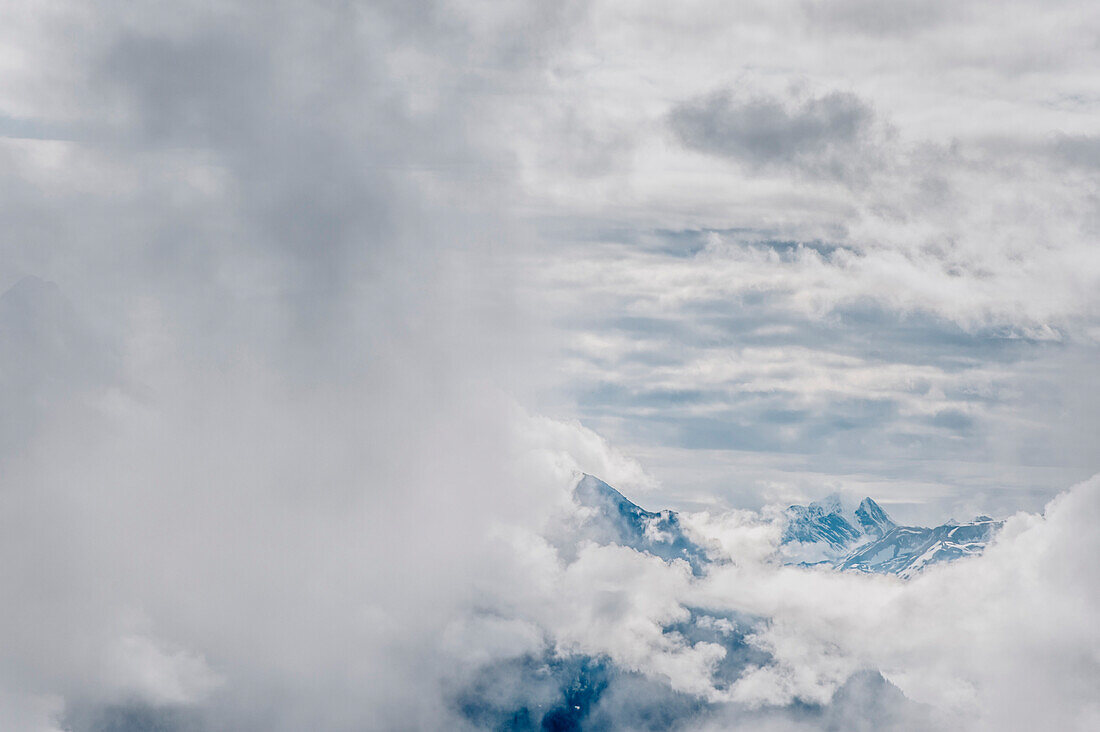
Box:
570 475 1002 579
781 494 1002 577
838 518 1002 578
573 474 710 574
782 494 897 560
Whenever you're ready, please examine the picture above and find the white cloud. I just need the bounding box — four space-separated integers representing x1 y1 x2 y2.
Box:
454 472 1100 729
0 0 1097 729
102 635 222 706
683 475 1100 728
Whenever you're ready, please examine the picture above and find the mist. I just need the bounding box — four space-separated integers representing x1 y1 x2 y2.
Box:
2 1 1099 730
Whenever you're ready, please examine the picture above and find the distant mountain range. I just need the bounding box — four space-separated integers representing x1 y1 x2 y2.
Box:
780 493 1002 578
574 475 1002 579
455 476 968 728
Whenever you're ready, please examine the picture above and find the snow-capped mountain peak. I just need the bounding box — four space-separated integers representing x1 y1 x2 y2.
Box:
780 493 895 564
572 474 709 574
854 497 896 537
782 494 1002 578
568 475 1002 580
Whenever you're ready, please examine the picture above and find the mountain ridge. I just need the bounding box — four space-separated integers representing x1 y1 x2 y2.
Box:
572 475 1002 579
781 492 1002 578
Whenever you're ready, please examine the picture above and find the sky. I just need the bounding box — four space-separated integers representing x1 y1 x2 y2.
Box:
1 1 1098 730
511 2 1100 523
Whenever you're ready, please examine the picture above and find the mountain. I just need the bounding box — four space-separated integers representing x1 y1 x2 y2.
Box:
837 519 1002 579
570 476 1002 580
459 477 955 729
782 494 896 557
781 493 1003 578
572 474 710 575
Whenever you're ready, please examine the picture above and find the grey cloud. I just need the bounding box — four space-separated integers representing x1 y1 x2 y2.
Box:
98 31 273 149
90 23 404 346
0 2 566 730
0 277 115 458
800 0 957 36
669 89 881 181
1051 134 1100 170
62 702 205 732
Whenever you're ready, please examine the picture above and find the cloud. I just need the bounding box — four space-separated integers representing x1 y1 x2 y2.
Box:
537 229 1100 515
670 87 883 181
0 0 1097 730
0 1 571 729
688 474 1100 728
0 276 115 455
455 473 1100 730
799 0 958 36
101 635 221 706
1051 133 1100 170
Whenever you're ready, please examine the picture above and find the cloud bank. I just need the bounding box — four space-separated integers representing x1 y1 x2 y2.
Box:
0 0 1098 730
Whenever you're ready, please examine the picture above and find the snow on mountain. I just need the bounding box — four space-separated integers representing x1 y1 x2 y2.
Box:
572 474 710 574
458 476 989 728
837 518 1002 579
854 497 896 537
780 495 1002 578
569 475 1001 579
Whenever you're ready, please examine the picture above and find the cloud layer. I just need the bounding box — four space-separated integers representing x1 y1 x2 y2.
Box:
0 0 1098 730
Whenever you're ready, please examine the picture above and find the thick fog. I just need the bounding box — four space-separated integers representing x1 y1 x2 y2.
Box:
1 1 1098 730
